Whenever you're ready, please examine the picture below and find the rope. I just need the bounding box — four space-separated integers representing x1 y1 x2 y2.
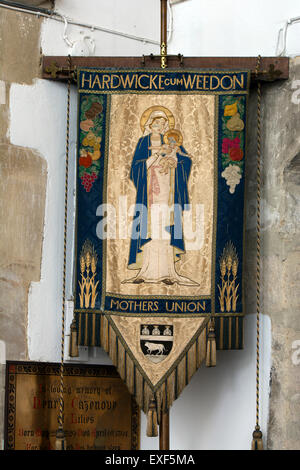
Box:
57 55 72 435
254 55 262 433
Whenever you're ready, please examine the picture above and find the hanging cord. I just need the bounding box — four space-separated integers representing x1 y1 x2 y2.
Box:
55 55 72 451
251 55 264 451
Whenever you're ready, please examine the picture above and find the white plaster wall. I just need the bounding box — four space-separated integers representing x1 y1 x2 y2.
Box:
168 0 300 57
9 79 78 361
41 0 160 57
8 0 299 450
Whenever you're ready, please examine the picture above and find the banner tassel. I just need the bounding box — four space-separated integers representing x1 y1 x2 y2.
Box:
206 319 216 367
55 428 66 450
69 319 79 357
146 398 158 437
251 426 263 450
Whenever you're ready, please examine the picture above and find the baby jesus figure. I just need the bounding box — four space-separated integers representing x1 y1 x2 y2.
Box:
158 129 189 174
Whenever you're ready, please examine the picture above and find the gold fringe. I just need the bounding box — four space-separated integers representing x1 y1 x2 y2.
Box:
101 315 109 352
134 368 144 412
117 341 126 381
105 317 109 352
126 355 135 396
187 342 197 383
196 337 201 369
176 355 186 397
199 328 207 363
166 371 176 409
103 317 208 436
155 382 165 420
69 319 79 357
109 326 117 365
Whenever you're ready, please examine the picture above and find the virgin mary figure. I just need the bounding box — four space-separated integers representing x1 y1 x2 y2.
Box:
124 105 198 286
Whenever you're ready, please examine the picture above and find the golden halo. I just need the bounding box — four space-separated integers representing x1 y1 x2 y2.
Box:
140 105 175 133
163 129 183 145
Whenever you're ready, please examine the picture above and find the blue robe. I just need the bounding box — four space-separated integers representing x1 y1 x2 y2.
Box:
128 133 192 269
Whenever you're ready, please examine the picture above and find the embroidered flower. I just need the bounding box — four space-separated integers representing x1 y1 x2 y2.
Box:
221 164 242 194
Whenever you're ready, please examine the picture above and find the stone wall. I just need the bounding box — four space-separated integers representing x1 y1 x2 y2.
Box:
245 58 300 450
262 59 300 450
0 9 46 447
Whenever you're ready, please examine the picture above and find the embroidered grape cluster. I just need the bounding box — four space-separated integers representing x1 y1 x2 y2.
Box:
80 172 97 192
221 164 242 194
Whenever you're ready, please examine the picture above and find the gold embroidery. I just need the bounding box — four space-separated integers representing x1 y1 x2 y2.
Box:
106 93 215 297
78 240 99 309
218 242 239 313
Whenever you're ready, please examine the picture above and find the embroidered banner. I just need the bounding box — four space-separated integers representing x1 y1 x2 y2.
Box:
73 68 250 431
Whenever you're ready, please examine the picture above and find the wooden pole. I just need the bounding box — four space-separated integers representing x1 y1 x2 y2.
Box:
161 0 168 45
159 1 169 446
159 410 170 450
160 0 168 68
159 2 169 446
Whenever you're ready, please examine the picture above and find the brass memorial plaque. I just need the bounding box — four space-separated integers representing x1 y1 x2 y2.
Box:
5 362 140 450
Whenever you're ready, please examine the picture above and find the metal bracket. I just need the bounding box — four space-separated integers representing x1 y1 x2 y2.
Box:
141 53 184 67
251 63 283 82
45 61 77 81
263 63 283 81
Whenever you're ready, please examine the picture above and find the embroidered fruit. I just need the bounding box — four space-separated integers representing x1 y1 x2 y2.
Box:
222 137 240 154
82 132 101 148
226 113 244 131
224 102 238 116
79 153 92 168
91 150 101 161
221 164 242 194
93 137 101 150
80 119 94 132
82 132 96 147
229 147 243 161
85 102 103 119
80 172 97 192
